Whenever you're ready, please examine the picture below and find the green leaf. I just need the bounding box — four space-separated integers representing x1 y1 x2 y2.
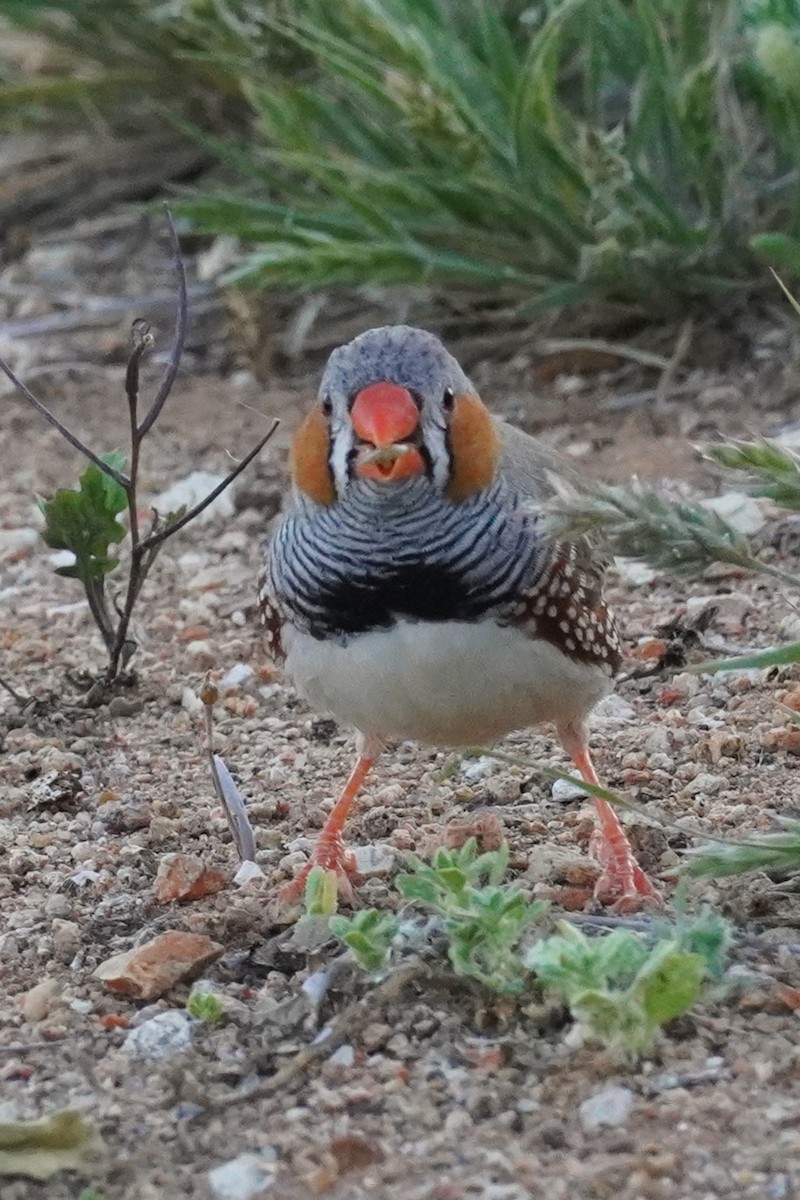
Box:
39 457 128 583
0 1111 98 1180
634 942 706 1026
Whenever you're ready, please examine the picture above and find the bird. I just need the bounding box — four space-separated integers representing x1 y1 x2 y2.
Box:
259 325 658 911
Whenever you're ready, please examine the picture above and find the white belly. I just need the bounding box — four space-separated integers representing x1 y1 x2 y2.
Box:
283 619 613 745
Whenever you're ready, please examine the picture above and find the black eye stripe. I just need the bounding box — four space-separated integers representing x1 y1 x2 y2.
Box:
443 387 455 410
321 395 333 416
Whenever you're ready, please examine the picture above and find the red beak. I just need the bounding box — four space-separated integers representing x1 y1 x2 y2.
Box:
351 382 425 483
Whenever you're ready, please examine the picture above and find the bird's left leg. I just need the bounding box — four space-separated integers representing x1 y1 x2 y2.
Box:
280 732 381 905
558 721 660 912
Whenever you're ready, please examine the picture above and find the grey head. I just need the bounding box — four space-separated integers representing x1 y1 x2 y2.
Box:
319 326 477 495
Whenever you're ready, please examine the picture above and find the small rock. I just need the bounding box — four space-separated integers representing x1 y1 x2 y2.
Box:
593 695 636 723
51 919 81 963
233 860 266 887
613 557 656 585
153 471 236 526
153 853 227 903
122 1010 193 1061
551 777 586 803
181 686 204 716
329 1133 384 1172
220 662 255 691
19 977 60 1022
579 1085 635 1129
460 756 499 783
0 526 39 560
352 843 396 877
328 1044 355 1067
94 931 223 999
186 640 216 668
107 696 143 718
208 1152 277 1200
685 591 753 626
702 492 766 535
683 772 725 796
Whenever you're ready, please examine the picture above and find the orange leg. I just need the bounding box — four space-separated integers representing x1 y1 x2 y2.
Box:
280 747 376 905
559 722 660 913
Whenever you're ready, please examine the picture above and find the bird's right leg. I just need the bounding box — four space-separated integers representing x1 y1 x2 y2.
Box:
280 732 381 904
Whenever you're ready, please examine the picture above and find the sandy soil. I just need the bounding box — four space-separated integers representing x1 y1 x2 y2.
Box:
2 215 800 1200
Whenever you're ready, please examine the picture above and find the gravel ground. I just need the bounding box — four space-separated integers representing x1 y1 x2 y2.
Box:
2 218 800 1199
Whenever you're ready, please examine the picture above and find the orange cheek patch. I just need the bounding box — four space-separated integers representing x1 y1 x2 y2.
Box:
446 393 500 502
290 405 336 506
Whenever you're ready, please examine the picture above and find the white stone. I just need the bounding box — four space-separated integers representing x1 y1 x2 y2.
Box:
683 772 726 797
592 694 636 724
208 1152 276 1200
460 755 500 782
579 1085 635 1129
0 526 39 559
613 557 656 586
152 471 235 526
352 843 396 876
685 591 752 625
181 686 203 716
221 662 255 691
701 492 766 536
233 860 265 887
551 777 587 803
122 1010 193 1061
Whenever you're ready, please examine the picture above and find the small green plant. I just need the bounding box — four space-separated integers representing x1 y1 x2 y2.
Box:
77 1190 103 1200
303 865 340 917
396 840 547 992
329 909 400 975
186 989 225 1024
331 840 732 1054
526 920 713 1056
0 212 278 695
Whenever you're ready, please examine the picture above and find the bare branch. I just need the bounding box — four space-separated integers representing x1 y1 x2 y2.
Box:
139 419 280 552
136 206 188 438
0 357 130 489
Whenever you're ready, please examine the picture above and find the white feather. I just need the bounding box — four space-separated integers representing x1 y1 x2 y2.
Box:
283 619 612 745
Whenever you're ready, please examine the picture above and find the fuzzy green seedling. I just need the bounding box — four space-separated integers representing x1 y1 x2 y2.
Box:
186 990 225 1024
396 839 547 992
329 909 400 974
304 865 339 917
526 921 715 1055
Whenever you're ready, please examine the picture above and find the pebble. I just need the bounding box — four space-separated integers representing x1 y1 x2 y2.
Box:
579 1085 635 1129
51 919 81 963
551 778 586 803
613 557 656 585
460 756 499 782
153 471 236 526
234 860 266 887
122 1010 194 1061
701 492 766 535
94 930 224 999
221 662 255 691
593 695 636 723
352 843 396 876
181 686 204 716
0 526 39 559
208 1152 277 1200
19 977 60 1022
685 591 753 625
683 772 726 797
153 853 227 903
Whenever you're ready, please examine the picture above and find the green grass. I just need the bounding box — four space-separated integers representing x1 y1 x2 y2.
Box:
3 1 800 311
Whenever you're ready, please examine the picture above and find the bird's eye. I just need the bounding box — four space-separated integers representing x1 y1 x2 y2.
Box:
321 395 333 417
442 387 455 411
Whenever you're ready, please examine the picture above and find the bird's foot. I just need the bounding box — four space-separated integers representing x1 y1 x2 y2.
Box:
280 833 361 906
590 827 661 914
